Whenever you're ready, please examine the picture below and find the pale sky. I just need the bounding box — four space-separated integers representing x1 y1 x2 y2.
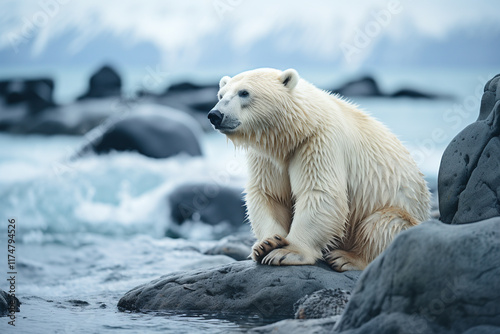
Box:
0 0 499 69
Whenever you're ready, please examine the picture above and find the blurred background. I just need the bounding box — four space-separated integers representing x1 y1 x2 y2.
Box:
0 0 499 332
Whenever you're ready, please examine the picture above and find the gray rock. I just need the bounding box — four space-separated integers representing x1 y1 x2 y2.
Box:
249 316 341 334
0 289 20 316
168 183 245 227
77 65 122 100
77 105 203 159
463 326 500 334
0 97 120 135
332 76 382 97
438 74 500 224
118 260 360 321
331 76 447 99
204 234 255 261
2 78 56 114
138 81 219 132
335 218 500 334
294 288 350 320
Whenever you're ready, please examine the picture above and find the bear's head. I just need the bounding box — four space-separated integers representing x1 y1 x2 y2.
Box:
208 68 301 148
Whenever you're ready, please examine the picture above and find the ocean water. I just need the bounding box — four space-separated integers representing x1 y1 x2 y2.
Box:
0 68 494 333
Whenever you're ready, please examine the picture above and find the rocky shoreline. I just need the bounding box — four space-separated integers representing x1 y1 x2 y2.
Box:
115 73 500 333
117 260 360 321
2 70 498 332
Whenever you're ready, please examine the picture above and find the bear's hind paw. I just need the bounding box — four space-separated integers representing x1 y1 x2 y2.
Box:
251 235 289 263
324 250 365 272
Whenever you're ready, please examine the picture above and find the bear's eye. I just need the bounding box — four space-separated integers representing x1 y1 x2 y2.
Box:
238 90 249 98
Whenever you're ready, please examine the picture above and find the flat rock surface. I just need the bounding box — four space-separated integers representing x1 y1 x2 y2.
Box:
336 218 500 334
118 260 360 320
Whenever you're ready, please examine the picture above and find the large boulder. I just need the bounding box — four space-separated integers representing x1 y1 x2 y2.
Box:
77 65 122 100
77 105 203 159
334 218 500 334
438 74 500 224
118 260 360 321
166 183 249 239
168 183 245 226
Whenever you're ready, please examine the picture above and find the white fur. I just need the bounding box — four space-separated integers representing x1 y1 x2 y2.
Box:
211 68 430 270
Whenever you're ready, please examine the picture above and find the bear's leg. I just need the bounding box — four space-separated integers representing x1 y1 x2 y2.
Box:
325 207 418 272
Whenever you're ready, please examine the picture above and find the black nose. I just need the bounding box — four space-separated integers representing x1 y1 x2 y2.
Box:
208 109 223 128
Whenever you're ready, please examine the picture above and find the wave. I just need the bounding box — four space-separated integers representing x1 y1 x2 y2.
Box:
0 136 246 243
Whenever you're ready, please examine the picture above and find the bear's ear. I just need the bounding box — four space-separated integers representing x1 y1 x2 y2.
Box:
280 69 299 90
219 76 231 89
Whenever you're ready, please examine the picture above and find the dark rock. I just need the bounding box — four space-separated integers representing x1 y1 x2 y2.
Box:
332 76 382 97
0 80 9 96
249 316 341 334
79 107 202 159
138 81 219 132
67 299 90 307
0 97 123 135
165 82 219 95
0 289 20 316
294 288 350 320
1 78 56 114
335 218 500 334
168 183 245 227
77 65 122 100
204 234 255 261
438 74 500 224
146 81 219 114
390 88 441 99
117 260 360 321
332 76 450 100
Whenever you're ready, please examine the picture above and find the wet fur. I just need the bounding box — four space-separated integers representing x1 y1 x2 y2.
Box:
213 68 430 271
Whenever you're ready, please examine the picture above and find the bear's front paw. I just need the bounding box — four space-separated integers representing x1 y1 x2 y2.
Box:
262 248 315 266
251 235 289 263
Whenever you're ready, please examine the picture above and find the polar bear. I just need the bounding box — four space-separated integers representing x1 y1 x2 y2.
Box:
208 68 430 271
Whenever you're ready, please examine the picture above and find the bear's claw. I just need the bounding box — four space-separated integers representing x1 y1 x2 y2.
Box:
262 248 315 266
251 234 289 263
